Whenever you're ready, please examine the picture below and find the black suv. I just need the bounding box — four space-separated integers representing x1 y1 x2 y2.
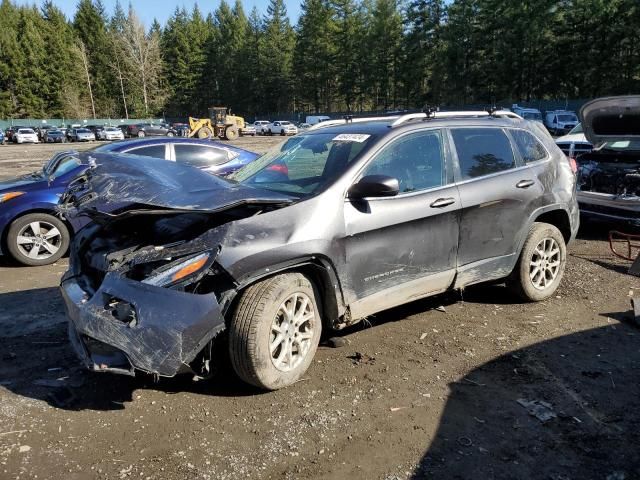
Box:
59 112 579 390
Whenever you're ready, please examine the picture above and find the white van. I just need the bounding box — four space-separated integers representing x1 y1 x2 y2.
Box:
544 110 579 135
306 115 331 125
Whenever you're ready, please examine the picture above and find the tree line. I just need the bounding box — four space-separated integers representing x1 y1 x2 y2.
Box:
0 0 638 120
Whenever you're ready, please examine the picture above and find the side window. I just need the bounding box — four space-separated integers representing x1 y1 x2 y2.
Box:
362 130 445 193
511 129 548 163
127 145 166 159
50 156 82 179
174 144 229 168
451 128 516 180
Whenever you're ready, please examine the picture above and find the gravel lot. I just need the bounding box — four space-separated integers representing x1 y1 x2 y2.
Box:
1 140 639 479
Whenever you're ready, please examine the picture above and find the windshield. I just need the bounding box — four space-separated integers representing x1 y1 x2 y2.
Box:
76 128 90 133
105 127 119 132
558 114 577 122
568 123 583 134
231 132 376 197
279 121 291 125
19 129 34 134
523 112 543 121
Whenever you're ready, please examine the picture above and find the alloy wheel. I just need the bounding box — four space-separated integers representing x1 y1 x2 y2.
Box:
269 292 315 372
15 221 62 261
529 237 561 290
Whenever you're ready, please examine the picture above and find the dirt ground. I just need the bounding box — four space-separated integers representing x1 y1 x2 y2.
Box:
0 140 639 480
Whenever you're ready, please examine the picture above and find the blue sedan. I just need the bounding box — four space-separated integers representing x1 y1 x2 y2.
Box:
93 137 259 177
0 152 87 266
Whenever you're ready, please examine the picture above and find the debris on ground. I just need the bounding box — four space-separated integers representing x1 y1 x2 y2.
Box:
326 337 349 348
420 332 428 340
435 306 446 313
347 352 376 365
517 398 557 423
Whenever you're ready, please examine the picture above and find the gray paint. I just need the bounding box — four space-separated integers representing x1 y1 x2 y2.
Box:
60 115 579 377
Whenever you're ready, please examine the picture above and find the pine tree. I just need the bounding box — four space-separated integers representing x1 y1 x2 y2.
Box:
0 0 21 118
366 0 403 110
402 0 445 106
294 0 336 113
73 0 115 115
330 0 366 111
261 0 295 114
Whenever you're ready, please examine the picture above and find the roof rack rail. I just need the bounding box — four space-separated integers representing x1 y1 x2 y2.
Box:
390 113 427 126
425 110 523 120
307 116 399 131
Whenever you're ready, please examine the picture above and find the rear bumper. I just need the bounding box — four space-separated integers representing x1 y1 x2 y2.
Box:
61 270 225 377
578 192 640 226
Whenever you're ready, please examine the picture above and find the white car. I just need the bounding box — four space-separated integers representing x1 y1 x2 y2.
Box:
511 104 543 123
13 128 39 144
241 125 257 136
253 120 270 135
266 121 298 136
555 123 592 157
544 110 579 135
98 127 125 141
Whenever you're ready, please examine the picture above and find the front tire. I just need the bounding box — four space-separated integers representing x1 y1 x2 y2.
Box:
137 131 145 138
229 273 322 390
6 213 69 266
225 126 239 141
509 222 566 301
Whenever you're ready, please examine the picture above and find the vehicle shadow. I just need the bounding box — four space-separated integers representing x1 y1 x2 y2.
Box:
411 321 640 479
0 288 263 412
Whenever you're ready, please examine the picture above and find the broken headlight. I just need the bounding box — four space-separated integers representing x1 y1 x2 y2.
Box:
142 252 213 288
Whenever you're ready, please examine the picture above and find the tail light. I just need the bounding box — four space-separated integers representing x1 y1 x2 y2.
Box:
568 143 578 174
569 157 578 174
267 163 289 175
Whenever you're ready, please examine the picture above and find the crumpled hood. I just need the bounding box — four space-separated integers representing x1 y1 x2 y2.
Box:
580 96 640 147
59 152 293 217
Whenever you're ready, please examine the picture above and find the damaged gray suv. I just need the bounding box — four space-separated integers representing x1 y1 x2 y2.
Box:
59 112 579 390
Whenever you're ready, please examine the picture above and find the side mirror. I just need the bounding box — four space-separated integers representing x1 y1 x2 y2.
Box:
348 175 400 199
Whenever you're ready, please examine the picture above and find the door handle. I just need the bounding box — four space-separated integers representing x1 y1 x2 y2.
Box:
430 197 456 208
516 180 535 189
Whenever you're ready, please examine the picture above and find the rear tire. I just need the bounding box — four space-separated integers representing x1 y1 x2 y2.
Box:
228 273 322 390
509 222 566 301
6 213 69 266
137 131 145 138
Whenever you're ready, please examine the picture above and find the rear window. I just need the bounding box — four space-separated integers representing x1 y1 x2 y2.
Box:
511 129 548 163
451 128 516 180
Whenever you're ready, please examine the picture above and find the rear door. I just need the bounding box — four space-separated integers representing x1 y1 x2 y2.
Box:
450 127 542 285
343 129 460 318
173 144 231 173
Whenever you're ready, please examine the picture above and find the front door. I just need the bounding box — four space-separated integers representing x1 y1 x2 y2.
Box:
343 129 460 319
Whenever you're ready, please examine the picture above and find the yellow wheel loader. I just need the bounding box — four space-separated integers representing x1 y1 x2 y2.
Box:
188 107 247 140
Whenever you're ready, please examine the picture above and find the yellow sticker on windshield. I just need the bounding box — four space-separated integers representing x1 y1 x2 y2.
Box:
333 134 370 143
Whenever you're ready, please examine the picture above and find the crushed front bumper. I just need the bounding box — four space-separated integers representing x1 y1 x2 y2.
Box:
61 271 225 377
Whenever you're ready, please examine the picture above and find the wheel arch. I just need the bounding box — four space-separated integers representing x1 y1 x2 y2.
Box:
223 256 347 330
533 208 572 244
